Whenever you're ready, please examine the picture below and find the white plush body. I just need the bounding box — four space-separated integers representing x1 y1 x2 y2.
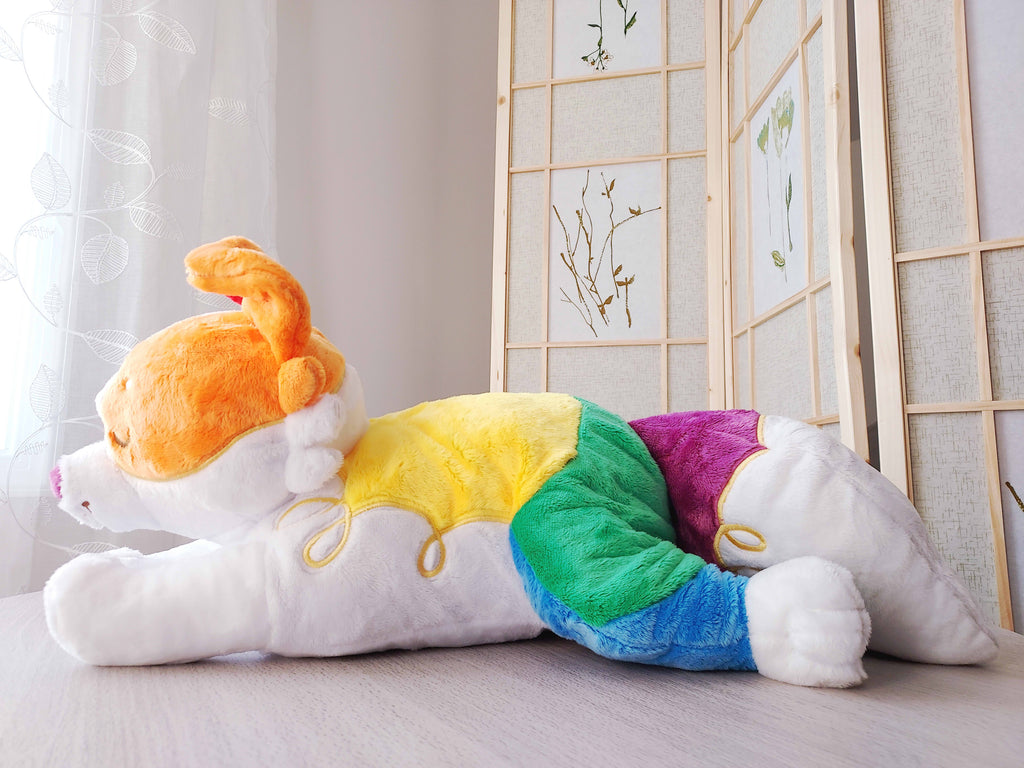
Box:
40 236 997 687
718 416 997 665
44 366 873 687
45 506 546 666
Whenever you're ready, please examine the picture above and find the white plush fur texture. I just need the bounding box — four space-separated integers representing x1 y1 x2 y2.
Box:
44 366 544 665
267 502 544 657
45 542 270 665
43 495 544 665
284 368 368 494
745 556 870 688
720 416 998 665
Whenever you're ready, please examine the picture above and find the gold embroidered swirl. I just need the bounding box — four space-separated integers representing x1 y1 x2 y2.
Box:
276 497 508 577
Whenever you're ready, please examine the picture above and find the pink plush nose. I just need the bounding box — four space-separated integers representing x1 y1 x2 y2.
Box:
50 465 62 500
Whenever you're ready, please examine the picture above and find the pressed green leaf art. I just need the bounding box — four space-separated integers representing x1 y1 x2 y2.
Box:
760 86 797 280
785 173 793 253
757 120 771 235
756 122 769 153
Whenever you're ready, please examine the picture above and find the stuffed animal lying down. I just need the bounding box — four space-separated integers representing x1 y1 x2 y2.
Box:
44 238 998 688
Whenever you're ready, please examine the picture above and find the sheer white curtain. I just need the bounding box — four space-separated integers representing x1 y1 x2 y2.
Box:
0 0 276 597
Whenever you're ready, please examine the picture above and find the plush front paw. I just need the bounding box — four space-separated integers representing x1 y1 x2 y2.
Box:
44 548 142 664
745 556 870 688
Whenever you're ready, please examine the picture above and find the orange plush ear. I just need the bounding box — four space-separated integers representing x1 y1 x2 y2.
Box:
186 237 310 364
185 237 344 414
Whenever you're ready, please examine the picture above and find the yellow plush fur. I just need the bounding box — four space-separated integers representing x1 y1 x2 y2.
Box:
99 237 345 480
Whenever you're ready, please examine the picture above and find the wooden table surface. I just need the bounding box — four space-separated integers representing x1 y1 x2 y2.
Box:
1 591 1022 767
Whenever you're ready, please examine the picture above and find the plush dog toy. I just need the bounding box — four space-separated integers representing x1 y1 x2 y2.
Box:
44 237 998 687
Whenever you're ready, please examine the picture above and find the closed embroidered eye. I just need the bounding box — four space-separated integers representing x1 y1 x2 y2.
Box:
110 430 130 448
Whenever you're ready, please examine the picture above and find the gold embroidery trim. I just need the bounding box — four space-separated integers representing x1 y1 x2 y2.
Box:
712 414 768 566
276 496 510 577
713 524 768 557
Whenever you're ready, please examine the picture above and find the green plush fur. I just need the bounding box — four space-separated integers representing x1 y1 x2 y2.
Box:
510 400 706 626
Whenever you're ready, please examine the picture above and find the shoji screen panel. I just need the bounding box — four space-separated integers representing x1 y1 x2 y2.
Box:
725 0 867 453
494 0 721 421
855 0 1022 629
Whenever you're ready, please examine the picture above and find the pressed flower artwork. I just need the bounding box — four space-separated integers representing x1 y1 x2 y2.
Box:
548 161 662 341
553 0 661 78
749 62 807 317
995 409 1024 629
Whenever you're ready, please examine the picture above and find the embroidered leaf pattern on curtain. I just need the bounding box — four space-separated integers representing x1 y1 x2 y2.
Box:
0 0 277 596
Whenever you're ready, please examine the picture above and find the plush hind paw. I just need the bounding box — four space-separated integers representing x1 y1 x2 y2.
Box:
745 556 870 688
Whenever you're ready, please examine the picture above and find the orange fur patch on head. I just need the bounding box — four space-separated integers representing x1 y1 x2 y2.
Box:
97 238 347 479
99 312 284 479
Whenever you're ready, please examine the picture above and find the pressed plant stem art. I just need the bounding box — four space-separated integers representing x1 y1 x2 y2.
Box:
582 0 638 70
552 170 659 338
756 88 795 281
749 64 807 318
1008 482 1024 515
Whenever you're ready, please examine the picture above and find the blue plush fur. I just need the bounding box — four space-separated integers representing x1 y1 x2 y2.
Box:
511 533 756 671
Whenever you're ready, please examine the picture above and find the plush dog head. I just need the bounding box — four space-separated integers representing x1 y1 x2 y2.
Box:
51 237 368 540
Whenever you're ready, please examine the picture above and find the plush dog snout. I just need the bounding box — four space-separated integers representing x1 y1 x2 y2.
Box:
49 465 62 500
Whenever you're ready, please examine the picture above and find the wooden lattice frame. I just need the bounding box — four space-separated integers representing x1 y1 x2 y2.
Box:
723 0 868 454
854 0 1014 628
492 0 726 413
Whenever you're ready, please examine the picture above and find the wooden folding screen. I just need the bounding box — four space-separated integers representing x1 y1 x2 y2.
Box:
725 0 867 454
493 0 866 439
493 0 723 422
856 0 1021 629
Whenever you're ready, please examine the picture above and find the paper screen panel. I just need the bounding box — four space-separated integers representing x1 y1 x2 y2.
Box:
731 0 748 41
747 0 800 103
506 348 543 393
547 345 661 421
668 157 707 339
805 0 822 24
965 2 1024 242
815 287 837 416
508 172 546 344
734 331 751 409
805 26 829 281
995 410 1024 631
753 301 812 419
983 248 1024 402
883 0 966 254
909 412 1000 625
730 42 745 132
551 76 663 164
669 344 709 412
668 0 705 63
552 0 661 79
668 68 706 154
548 162 663 342
511 87 548 169
513 0 550 83
898 256 979 405
731 137 748 326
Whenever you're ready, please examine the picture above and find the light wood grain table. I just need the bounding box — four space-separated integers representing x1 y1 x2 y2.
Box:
1 591 1021 767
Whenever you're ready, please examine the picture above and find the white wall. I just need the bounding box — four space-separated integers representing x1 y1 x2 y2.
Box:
277 0 499 417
